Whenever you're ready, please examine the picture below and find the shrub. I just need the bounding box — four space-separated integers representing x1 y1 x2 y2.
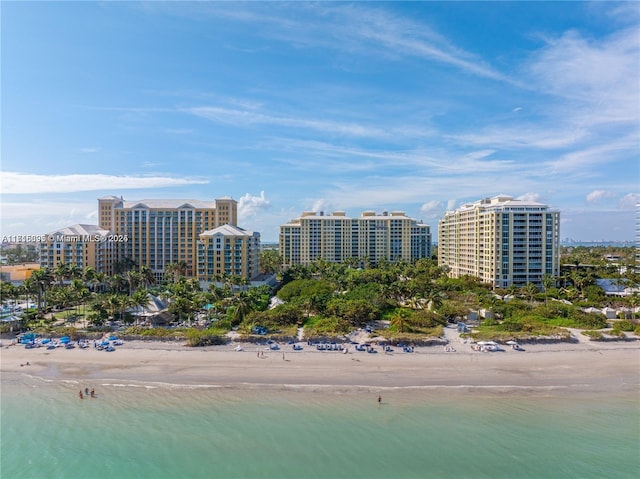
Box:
304 317 350 338
186 329 227 347
612 320 636 332
581 330 604 340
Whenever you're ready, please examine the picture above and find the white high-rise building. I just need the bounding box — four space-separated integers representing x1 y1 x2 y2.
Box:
280 210 431 267
438 195 560 288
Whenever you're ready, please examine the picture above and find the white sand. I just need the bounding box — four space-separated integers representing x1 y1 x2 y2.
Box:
2 337 638 392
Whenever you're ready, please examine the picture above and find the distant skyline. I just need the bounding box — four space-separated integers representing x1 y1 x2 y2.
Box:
1 1 638 242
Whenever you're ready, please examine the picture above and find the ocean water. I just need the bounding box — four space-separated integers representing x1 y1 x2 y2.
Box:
1 375 638 479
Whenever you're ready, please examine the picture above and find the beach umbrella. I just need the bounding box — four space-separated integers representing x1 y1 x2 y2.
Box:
108 335 117 341
59 336 71 344
101 340 110 346
506 340 518 345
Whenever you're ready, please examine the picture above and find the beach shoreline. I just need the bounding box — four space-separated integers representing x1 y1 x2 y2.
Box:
2 339 638 394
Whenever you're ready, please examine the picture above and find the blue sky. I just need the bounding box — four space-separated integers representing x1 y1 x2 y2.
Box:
1 1 638 242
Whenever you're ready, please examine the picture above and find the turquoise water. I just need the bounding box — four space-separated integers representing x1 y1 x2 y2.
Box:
1 375 638 479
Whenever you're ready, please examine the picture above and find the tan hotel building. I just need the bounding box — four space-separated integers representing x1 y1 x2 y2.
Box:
197 224 260 282
39 224 115 275
97 196 238 279
280 210 431 267
438 195 560 288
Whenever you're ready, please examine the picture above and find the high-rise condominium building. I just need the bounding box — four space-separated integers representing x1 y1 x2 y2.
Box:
40 224 115 275
98 196 238 279
280 210 431 267
438 195 560 288
197 225 261 282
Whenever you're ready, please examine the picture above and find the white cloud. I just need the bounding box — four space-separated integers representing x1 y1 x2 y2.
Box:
618 193 640 209
517 192 543 203
80 147 99 153
0 172 208 194
238 191 271 218
586 190 616 204
310 198 333 214
420 200 443 217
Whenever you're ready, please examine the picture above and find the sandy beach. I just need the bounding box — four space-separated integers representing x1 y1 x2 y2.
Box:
2 337 639 393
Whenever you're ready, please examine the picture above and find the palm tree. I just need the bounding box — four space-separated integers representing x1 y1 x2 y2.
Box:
139 265 156 289
23 277 38 310
0 282 18 314
570 270 594 298
67 263 83 281
131 289 150 325
521 283 539 303
542 274 556 307
54 261 70 287
231 291 253 326
423 288 444 312
83 266 99 292
259 250 282 275
628 293 640 320
165 261 188 283
125 270 142 296
70 278 88 325
30 268 54 314
390 311 411 333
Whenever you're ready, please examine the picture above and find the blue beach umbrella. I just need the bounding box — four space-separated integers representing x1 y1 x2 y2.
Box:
59 336 71 344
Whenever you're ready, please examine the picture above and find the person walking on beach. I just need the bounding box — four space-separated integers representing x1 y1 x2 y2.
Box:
378 395 382 405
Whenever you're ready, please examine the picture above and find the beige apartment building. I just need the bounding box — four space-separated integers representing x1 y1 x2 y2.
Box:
197 224 260 282
280 210 431 267
438 195 560 288
98 196 238 279
39 224 115 274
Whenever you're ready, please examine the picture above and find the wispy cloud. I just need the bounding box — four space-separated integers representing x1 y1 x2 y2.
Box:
183 106 389 138
548 134 639 174
1 172 208 194
143 2 511 83
336 4 512 83
0 200 97 235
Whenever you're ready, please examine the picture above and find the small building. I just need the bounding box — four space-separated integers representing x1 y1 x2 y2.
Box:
479 309 494 320
0 263 40 283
